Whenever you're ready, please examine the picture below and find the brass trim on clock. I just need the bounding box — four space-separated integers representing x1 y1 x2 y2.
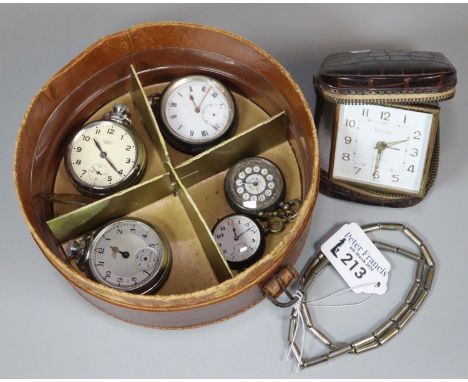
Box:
328 103 440 198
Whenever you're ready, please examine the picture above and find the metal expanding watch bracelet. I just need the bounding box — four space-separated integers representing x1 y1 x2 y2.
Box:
264 222 435 369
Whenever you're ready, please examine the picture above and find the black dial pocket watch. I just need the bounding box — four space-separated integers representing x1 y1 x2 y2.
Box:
65 104 146 197
66 218 172 294
150 75 237 154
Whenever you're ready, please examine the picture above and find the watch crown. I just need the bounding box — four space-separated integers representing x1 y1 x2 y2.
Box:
104 103 131 126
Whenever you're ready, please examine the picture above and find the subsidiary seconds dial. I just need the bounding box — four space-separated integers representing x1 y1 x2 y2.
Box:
156 75 237 154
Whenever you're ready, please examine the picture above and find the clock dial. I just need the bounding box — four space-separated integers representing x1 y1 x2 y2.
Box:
212 214 265 270
67 121 139 192
87 219 168 292
331 104 435 194
225 157 285 214
159 75 236 152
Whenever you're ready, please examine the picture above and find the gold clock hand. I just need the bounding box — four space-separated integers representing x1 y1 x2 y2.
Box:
385 139 409 147
372 141 386 178
196 85 212 112
189 94 198 112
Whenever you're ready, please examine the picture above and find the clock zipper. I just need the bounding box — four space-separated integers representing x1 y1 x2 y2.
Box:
316 84 456 106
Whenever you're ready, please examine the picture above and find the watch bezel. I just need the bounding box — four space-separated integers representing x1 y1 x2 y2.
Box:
328 103 440 198
64 120 146 197
82 217 172 295
224 156 286 215
156 74 237 154
212 214 265 271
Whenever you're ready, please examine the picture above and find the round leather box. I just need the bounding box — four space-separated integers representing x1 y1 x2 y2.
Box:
14 22 319 328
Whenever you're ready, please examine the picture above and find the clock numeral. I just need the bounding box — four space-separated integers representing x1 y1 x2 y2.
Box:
118 169 123 175
107 128 115 134
362 108 369 118
125 145 132 151
131 277 137 282
96 261 104 267
117 229 123 234
380 111 391 121
117 277 123 283
170 115 177 119
201 130 208 137
342 153 351 161
344 136 352 144
212 92 218 98
189 86 193 92
190 130 195 137
105 271 111 279
107 176 112 182
413 130 422 140
220 226 226 232
170 102 177 107
95 129 101 135
121 134 125 140
354 166 361 174
202 86 206 92
403 115 407 124
96 248 104 253
345 118 356 128
392 174 400 183
125 158 131 164
216 233 224 239
81 170 87 176
76 146 82 152
82 135 90 141
149 243 156 248
410 148 419 157
407 165 415 173
75 159 81 165
373 170 380 180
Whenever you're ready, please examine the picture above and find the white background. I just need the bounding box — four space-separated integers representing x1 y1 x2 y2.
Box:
1 4 467 378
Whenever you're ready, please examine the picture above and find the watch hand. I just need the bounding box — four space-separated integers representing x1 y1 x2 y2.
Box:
105 156 122 177
118 251 130 259
109 246 129 259
385 139 409 147
196 85 212 112
235 227 254 240
189 94 199 113
372 142 385 178
93 138 104 153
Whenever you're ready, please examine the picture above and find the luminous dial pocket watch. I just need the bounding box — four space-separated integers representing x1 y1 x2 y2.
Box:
330 104 438 196
225 157 286 215
66 218 171 294
212 214 265 270
65 104 146 197
152 75 237 154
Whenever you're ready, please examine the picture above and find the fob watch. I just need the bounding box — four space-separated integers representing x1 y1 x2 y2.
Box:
224 157 286 215
65 104 146 197
212 214 265 270
66 218 171 294
151 75 237 154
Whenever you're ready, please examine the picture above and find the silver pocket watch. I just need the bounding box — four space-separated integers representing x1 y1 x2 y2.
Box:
66 218 171 294
224 157 286 215
150 75 237 154
65 104 146 197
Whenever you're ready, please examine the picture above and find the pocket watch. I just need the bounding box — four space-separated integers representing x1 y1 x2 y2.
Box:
65 104 146 197
66 218 171 294
224 157 286 215
151 75 237 154
328 104 438 197
212 214 265 270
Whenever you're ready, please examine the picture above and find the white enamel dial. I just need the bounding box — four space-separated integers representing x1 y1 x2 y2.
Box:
67 121 138 191
331 104 435 194
225 157 285 214
87 219 165 292
160 75 235 146
213 215 263 268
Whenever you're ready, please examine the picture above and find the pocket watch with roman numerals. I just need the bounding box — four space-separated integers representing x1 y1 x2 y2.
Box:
151 75 237 154
65 104 146 197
